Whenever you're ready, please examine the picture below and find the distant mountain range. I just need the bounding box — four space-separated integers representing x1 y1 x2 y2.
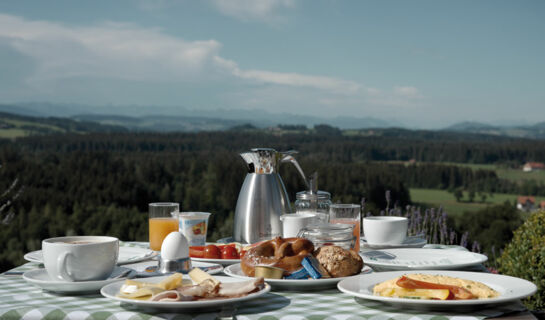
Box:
0 102 398 131
1 103 545 139
443 121 545 139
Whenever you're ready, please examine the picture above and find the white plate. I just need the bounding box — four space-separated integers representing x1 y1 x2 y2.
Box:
191 257 240 266
337 270 537 310
224 263 373 290
101 275 271 311
23 266 135 294
361 249 488 271
24 247 158 265
360 236 427 250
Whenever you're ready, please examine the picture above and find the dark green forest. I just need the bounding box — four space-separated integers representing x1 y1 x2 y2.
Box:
1 129 544 271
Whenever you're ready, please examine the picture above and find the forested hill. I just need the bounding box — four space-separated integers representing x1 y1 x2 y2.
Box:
1 129 545 270
0 112 127 138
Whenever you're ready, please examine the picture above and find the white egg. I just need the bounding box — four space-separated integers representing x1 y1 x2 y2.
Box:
161 232 189 260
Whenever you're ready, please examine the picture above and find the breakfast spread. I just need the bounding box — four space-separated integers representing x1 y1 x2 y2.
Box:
373 274 500 300
240 237 363 279
117 269 265 302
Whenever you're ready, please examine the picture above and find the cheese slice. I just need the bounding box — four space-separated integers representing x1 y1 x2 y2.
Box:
117 273 185 300
189 268 220 286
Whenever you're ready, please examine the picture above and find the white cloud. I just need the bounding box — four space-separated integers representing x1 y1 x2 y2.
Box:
209 0 296 23
394 86 423 98
0 14 424 114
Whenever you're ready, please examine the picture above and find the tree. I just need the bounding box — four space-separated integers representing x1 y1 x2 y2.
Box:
454 188 463 202
468 189 476 203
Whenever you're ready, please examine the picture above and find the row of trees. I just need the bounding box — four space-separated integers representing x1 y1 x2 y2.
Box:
1 130 542 270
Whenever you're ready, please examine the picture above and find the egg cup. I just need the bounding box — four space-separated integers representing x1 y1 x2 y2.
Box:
158 256 192 274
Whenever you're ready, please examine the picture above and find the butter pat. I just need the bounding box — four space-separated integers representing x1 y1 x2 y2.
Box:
284 267 309 279
301 255 331 279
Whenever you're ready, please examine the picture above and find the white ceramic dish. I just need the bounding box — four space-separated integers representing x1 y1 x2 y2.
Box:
224 263 373 290
361 248 488 271
337 270 537 310
23 266 135 293
190 257 240 266
24 246 158 265
360 236 427 250
101 275 270 311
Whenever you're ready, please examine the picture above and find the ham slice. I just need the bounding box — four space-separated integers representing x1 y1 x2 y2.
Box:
218 277 264 297
176 279 218 297
150 277 264 301
150 290 193 302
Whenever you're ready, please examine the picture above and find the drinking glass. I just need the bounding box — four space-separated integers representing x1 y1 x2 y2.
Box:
149 202 179 251
329 204 361 252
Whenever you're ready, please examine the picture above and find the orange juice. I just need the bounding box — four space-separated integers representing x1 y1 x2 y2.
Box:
149 217 179 251
330 218 360 252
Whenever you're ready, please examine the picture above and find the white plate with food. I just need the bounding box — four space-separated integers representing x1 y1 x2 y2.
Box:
24 246 158 265
361 249 488 271
101 274 270 311
23 266 136 293
337 270 537 309
224 263 373 290
360 236 427 250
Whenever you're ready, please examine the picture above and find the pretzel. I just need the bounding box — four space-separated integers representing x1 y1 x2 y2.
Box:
240 237 314 277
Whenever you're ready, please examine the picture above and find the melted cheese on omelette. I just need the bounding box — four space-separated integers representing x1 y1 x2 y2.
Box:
373 274 500 299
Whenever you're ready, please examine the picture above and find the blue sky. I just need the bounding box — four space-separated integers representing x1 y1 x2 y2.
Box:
0 0 543 128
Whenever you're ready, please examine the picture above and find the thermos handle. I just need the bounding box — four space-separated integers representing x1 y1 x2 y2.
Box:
280 152 309 189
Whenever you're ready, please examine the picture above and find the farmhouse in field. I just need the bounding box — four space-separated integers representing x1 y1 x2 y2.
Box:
522 162 545 172
517 196 536 212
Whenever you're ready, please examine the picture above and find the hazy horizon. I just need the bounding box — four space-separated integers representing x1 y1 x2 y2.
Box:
0 0 544 129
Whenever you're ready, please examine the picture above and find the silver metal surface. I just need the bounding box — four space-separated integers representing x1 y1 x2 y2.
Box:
157 257 192 274
234 148 308 244
233 173 291 243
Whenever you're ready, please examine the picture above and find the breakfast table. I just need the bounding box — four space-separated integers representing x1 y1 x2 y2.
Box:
0 242 537 320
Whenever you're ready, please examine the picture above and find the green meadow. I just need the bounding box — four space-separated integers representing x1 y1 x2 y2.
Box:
410 188 545 217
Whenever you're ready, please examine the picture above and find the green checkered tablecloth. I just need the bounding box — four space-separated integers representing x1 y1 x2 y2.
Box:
0 242 528 320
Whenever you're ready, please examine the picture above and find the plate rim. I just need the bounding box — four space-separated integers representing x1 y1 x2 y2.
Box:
360 236 427 249
336 270 537 306
191 256 241 266
361 248 488 270
100 275 271 309
23 247 158 265
22 266 134 292
223 263 372 285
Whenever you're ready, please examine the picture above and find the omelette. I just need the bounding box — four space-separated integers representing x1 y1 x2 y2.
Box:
373 274 500 300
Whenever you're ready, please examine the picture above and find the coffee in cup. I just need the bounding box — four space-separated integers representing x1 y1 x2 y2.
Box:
42 236 119 282
363 216 408 245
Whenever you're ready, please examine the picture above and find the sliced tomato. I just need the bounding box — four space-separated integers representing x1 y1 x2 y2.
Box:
189 246 205 258
221 246 240 259
203 244 221 259
396 276 474 300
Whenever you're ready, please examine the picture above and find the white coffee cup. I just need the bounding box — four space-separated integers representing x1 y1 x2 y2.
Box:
42 236 119 282
363 216 408 245
280 213 317 238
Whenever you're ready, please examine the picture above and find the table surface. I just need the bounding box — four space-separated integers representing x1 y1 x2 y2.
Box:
0 242 537 320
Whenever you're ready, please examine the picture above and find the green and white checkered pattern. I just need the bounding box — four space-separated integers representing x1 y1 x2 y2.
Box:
0 243 527 320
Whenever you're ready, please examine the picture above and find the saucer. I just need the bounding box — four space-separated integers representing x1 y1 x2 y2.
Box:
24 246 157 265
360 236 427 250
23 266 136 293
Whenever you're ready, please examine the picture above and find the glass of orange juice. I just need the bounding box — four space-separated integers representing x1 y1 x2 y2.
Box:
329 203 361 252
149 202 180 251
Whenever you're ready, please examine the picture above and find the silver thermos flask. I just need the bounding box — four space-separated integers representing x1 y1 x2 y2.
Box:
233 148 308 244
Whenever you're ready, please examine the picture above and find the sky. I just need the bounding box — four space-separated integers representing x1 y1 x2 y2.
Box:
0 0 544 128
